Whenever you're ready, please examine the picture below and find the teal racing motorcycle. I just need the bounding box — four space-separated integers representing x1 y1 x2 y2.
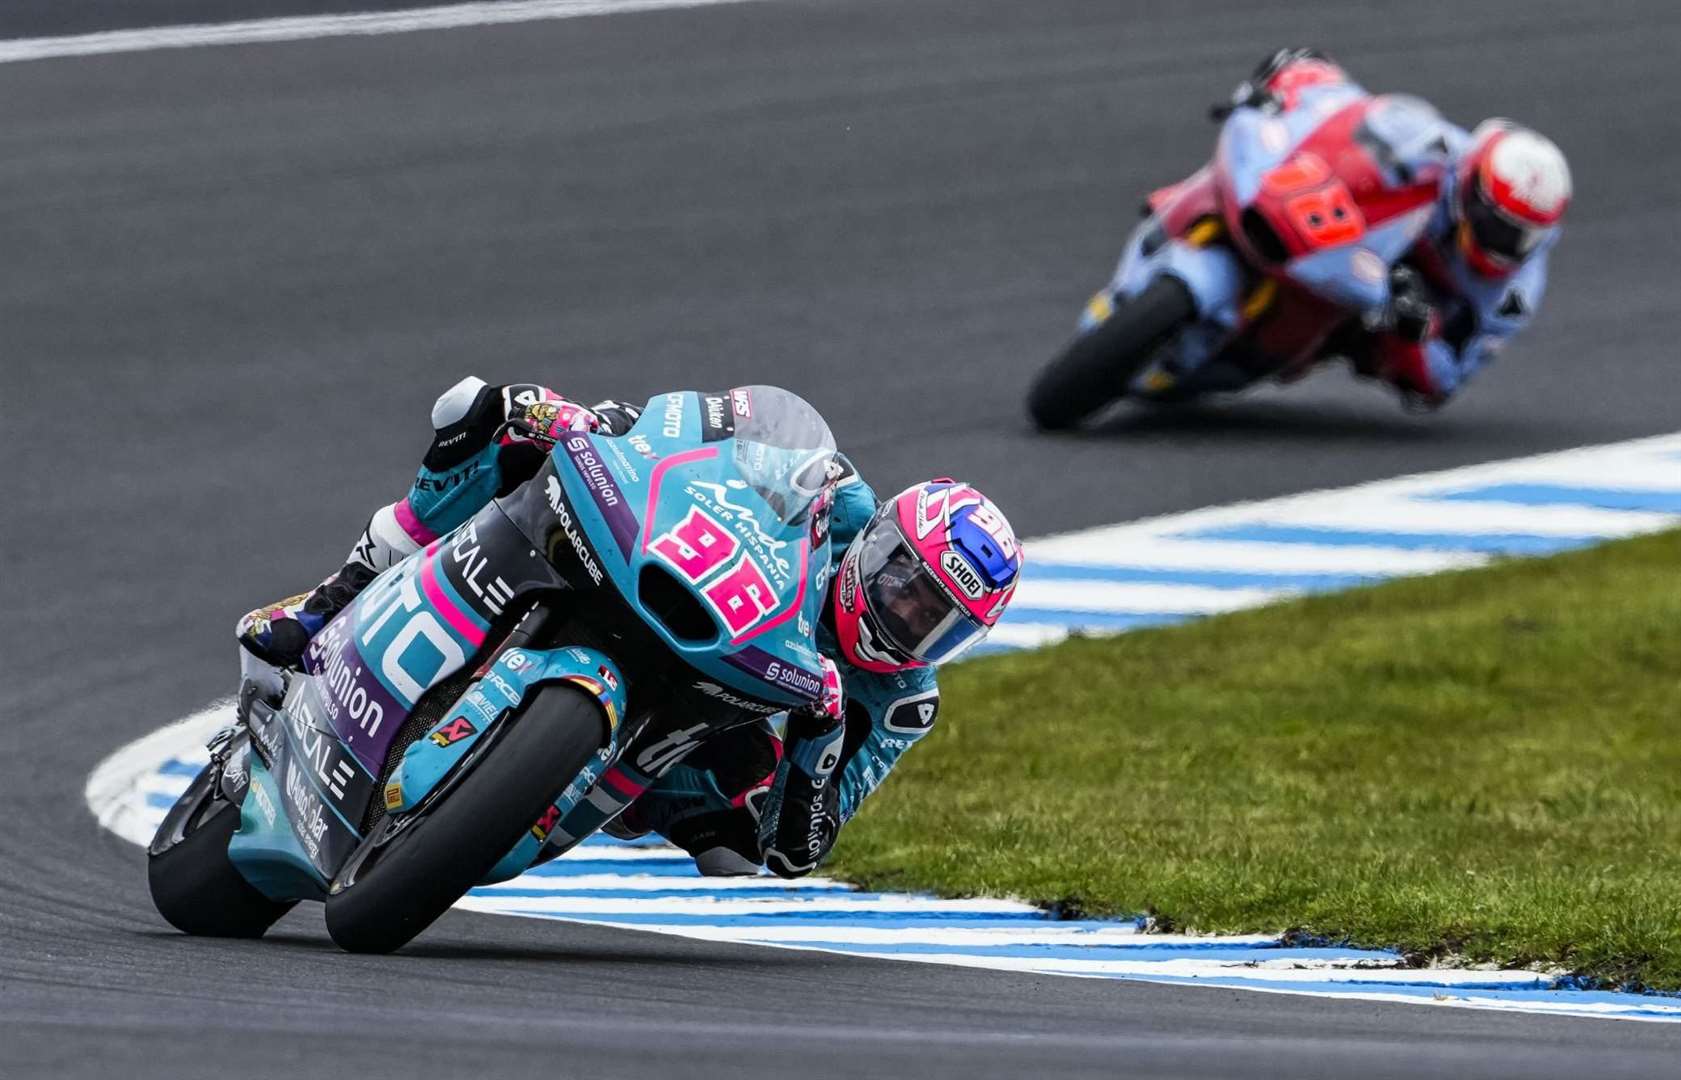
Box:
148 387 838 953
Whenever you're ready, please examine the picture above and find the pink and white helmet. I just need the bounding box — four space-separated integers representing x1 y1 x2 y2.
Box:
833 480 1023 672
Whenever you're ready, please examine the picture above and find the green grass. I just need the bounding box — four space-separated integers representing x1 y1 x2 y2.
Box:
828 528 1681 990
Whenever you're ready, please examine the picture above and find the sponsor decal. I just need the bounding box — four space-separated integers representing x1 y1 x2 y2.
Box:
699 392 735 442
838 551 859 609
561 435 639 557
429 715 478 748
730 388 753 418
692 680 782 716
596 665 619 692
660 392 686 439
940 549 985 599
626 433 659 461
283 760 330 861
530 804 562 843
604 439 643 483
883 689 940 734
288 698 357 806
446 519 515 616
413 460 479 495
382 783 403 810
723 645 823 702
310 620 387 739
249 776 279 827
633 722 711 775
546 474 604 586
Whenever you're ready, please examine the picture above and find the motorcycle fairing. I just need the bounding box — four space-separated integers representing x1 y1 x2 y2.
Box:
302 511 564 776
542 391 832 710
228 680 381 901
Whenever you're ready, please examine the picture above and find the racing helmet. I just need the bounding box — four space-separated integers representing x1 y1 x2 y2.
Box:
832 480 1023 672
1457 120 1571 277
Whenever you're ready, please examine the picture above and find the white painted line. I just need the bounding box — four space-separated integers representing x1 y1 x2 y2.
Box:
1029 535 1482 576
0 0 761 66
1012 579 1285 615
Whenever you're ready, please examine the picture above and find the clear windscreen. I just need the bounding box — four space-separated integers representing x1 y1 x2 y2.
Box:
725 386 838 526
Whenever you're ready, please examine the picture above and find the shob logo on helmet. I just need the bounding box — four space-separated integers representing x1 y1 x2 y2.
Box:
939 549 985 599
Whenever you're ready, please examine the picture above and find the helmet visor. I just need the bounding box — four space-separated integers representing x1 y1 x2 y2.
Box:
855 516 990 665
1465 179 1545 263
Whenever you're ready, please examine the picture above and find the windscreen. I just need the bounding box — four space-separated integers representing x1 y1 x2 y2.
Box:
722 386 838 526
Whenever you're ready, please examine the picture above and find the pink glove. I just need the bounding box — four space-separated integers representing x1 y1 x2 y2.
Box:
498 384 600 448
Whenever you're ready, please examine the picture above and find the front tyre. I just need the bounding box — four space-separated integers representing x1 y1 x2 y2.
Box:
1027 276 1197 430
147 750 296 938
324 684 607 954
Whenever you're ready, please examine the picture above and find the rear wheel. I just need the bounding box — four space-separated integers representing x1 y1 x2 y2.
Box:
1027 276 1197 430
324 684 607 954
147 745 296 938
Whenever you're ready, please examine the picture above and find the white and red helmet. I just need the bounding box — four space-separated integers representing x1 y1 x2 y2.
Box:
832 480 1023 672
1458 120 1572 277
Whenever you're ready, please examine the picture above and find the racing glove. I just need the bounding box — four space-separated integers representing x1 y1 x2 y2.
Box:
758 658 846 879
1357 268 1445 409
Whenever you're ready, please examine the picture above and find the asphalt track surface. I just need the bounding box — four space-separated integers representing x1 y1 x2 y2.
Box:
4 1 1679 1076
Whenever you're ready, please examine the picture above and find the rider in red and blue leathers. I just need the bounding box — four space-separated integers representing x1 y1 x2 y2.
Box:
238 378 1023 878
1231 48 1572 408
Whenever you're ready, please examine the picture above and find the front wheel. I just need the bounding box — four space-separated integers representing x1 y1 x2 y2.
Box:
324 684 608 954
1027 276 1197 430
148 744 296 938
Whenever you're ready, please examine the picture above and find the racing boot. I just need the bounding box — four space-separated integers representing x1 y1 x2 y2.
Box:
236 560 377 670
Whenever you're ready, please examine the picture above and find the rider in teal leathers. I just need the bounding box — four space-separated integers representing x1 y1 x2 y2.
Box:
238 378 1023 878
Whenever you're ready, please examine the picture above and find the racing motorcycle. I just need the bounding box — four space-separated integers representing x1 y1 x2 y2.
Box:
1027 87 1444 428
149 386 838 954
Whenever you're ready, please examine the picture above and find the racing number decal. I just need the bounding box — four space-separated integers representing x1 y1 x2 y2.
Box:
1283 185 1364 247
650 506 739 581
702 556 779 635
1260 152 1366 249
651 507 779 637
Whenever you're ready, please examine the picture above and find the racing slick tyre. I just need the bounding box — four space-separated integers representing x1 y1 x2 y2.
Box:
324 684 608 954
1027 275 1197 430
148 754 296 938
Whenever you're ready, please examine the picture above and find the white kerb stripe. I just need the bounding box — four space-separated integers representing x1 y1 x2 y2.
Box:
0 0 763 66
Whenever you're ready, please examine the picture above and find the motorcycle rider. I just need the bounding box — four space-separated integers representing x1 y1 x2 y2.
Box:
1221 48 1572 408
237 377 1023 878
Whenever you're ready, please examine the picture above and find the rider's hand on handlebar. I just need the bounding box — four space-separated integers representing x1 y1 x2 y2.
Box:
787 656 845 739
496 384 601 448
1385 265 1435 343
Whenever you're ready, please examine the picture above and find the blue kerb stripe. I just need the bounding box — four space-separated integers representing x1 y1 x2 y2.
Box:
1025 563 1378 591
157 758 203 778
1179 524 1602 555
145 791 179 809
1114 971 1555 993
778 942 1396 964
489 909 1060 926
1423 483 1681 514
1002 609 1192 631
